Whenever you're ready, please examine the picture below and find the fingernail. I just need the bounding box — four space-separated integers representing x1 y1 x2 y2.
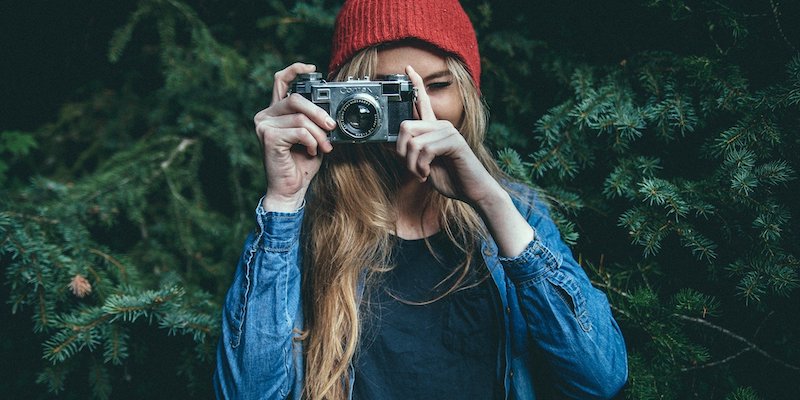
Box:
326 117 336 128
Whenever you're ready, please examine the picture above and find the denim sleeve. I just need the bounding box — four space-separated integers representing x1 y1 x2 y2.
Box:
213 203 305 400
500 192 628 399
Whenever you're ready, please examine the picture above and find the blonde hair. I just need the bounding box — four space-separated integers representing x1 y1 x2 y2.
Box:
301 44 509 400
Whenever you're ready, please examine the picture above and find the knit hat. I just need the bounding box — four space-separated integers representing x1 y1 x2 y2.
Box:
329 0 481 89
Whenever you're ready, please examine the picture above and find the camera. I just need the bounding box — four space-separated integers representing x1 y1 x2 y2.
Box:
290 73 415 143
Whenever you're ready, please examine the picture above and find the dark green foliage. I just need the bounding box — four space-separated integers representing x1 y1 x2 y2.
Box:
726 387 763 400
2 0 799 398
0 131 37 186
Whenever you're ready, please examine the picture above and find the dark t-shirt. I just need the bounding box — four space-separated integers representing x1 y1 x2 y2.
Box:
352 232 503 399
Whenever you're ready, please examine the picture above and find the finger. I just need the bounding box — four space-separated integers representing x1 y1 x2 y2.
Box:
271 63 317 105
415 136 446 179
406 65 436 121
396 120 450 158
292 128 322 157
266 127 320 157
266 93 337 136
395 120 414 158
257 114 333 153
404 134 423 181
405 129 458 180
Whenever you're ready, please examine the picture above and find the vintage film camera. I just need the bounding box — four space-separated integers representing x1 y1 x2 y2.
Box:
289 72 415 143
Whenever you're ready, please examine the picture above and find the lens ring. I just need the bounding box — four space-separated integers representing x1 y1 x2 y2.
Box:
336 94 381 139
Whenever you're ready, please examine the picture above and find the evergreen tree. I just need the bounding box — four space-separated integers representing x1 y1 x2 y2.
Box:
1 1 797 398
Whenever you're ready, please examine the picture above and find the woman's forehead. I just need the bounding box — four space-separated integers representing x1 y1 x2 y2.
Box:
376 45 448 77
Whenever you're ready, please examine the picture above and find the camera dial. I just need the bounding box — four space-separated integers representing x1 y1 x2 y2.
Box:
294 72 323 82
380 74 411 82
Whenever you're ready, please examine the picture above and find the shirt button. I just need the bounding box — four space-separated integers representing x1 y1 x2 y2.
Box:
506 307 511 314
483 248 493 256
510 370 515 378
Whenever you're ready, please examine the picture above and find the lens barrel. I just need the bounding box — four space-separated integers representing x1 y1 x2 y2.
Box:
336 94 381 139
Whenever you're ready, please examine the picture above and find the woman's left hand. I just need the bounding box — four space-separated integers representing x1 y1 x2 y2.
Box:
398 65 534 257
396 65 503 208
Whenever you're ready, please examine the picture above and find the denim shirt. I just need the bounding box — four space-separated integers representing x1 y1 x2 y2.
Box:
214 185 628 399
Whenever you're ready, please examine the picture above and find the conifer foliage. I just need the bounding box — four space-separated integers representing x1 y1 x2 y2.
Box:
2 0 798 398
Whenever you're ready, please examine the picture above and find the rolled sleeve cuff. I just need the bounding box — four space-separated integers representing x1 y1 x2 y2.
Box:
499 236 562 284
255 196 305 252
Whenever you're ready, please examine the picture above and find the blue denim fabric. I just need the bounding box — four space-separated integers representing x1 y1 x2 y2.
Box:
214 186 628 399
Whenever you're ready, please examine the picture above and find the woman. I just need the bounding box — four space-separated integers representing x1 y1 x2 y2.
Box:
214 0 628 399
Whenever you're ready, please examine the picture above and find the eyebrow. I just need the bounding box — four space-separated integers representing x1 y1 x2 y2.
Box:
424 70 452 81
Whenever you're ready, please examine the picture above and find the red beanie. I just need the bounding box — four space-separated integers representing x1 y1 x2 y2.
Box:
329 0 481 89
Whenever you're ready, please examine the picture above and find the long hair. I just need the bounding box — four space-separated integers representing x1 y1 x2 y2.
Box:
300 44 509 400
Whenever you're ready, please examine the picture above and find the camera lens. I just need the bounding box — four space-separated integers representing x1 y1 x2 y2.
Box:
344 103 375 131
337 95 381 140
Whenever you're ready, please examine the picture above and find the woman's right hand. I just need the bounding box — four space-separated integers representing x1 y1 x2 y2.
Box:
254 63 335 212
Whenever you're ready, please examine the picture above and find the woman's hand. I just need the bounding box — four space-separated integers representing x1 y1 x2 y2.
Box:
398 65 534 257
254 63 335 212
396 65 503 208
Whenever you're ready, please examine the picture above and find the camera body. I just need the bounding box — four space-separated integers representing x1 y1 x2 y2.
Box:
290 73 415 143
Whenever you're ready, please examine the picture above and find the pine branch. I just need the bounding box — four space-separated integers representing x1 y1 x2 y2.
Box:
680 346 754 372
768 0 798 53
88 249 129 281
591 280 634 299
673 314 800 372
160 138 197 171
